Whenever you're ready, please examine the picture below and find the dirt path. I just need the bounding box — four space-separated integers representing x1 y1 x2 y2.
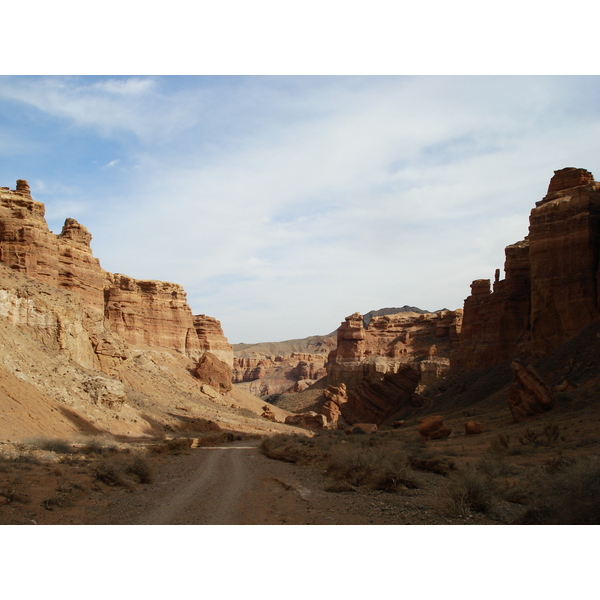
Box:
136 443 257 525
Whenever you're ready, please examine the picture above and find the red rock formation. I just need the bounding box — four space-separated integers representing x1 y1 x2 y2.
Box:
417 415 452 440
284 411 327 429
232 352 328 396
104 274 202 358
0 181 233 378
453 168 600 370
193 314 233 368
507 360 555 422
261 405 278 422
325 309 461 424
464 421 484 435
194 351 233 392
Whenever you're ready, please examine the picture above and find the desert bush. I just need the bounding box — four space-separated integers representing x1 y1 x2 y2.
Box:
519 424 560 447
516 456 600 524
488 433 511 454
442 466 495 516
260 433 343 464
126 457 154 484
326 443 419 491
408 454 456 476
476 454 516 478
94 458 132 488
151 438 191 454
544 423 560 443
29 438 73 454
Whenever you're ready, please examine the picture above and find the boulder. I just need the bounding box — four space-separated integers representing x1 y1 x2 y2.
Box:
261 405 278 422
464 420 484 435
194 352 233 392
284 411 327 429
417 415 451 440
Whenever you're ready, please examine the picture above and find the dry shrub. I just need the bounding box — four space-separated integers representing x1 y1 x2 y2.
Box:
476 454 516 478
409 455 456 476
29 438 73 454
488 433 510 454
326 443 419 491
442 466 495 516
260 433 343 464
516 455 600 524
126 457 154 484
151 438 190 454
94 458 131 487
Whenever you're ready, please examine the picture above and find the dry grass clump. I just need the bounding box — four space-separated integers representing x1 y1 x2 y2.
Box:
151 438 191 454
326 443 420 491
93 456 155 488
260 432 344 464
29 438 74 454
408 454 456 476
519 423 561 447
514 455 600 524
441 466 495 517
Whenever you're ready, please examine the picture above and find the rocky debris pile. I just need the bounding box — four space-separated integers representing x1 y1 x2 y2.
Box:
194 352 233 392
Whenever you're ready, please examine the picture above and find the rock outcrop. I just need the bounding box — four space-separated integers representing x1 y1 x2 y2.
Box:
324 309 462 424
104 274 203 359
464 420 484 435
284 411 328 429
0 181 232 371
453 168 600 370
507 360 556 422
194 352 233 392
194 315 233 368
232 352 328 396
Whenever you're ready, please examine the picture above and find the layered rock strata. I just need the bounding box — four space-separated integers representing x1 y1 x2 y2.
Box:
232 352 328 396
453 168 600 370
0 181 232 368
324 309 462 424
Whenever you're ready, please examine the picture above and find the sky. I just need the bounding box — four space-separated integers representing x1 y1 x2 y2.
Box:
1 75 600 343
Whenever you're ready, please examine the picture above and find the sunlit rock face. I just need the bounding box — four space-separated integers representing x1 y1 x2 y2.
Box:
453 168 600 370
325 309 462 424
0 181 232 370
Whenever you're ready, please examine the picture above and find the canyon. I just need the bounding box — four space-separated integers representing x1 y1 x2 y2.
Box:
2 167 600 442
269 168 600 428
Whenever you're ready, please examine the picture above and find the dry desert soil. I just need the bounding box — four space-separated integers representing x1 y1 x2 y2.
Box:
2 391 599 526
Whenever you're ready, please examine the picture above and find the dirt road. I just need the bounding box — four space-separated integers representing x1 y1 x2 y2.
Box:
135 442 258 525
90 440 330 525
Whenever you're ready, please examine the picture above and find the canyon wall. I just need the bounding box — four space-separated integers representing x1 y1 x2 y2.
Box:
324 309 462 424
453 168 600 370
232 352 328 396
0 181 233 368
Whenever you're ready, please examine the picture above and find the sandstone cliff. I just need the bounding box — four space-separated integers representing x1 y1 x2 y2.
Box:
232 352 328 396
0 181 233 367
322 309 462 424
0 181 290 440
453 168 600 370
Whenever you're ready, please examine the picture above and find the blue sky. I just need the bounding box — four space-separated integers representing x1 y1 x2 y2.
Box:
1 75 600 343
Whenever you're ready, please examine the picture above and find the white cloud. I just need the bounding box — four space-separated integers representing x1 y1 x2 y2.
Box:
4 76 600 343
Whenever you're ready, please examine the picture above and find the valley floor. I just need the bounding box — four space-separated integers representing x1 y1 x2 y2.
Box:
3 391 599 525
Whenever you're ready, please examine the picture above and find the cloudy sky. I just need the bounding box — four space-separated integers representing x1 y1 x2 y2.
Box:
1 75 599 343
